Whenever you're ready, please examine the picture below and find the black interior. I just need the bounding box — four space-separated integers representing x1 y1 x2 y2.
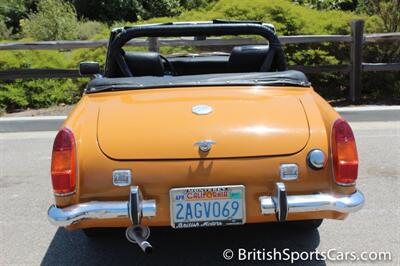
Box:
167 54 229 75
124 52 164 76
118 45 279 77
228 45 271 72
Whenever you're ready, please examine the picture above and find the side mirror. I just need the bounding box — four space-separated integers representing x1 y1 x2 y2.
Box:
79 62 100 76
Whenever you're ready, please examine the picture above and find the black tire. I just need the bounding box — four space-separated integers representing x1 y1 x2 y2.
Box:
284 219 323 230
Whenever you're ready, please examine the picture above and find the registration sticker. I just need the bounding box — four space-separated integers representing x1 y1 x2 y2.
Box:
170 185 245 228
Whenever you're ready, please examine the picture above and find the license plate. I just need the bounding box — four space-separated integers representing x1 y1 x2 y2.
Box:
170 185 245 228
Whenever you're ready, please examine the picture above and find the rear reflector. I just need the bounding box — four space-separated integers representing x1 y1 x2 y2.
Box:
331 118 358 185
51 128 76 195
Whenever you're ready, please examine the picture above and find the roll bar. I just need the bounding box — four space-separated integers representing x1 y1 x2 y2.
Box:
105 22 287 77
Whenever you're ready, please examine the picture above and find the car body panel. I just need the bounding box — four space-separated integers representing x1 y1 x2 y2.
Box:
96 87 310 160
53 86 356 229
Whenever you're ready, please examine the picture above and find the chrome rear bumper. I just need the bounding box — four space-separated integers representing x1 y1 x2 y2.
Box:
259 182 365 221
48 186 156 227
48 184 364 227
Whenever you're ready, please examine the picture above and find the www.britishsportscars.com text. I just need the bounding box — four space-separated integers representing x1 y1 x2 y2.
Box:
222 248 392 263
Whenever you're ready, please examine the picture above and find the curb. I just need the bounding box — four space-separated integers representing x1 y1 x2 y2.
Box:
334 106 400 112
0 116 65 132
1 106 399 132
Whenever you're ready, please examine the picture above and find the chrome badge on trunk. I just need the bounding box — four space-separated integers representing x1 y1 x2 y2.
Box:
194 140 216 152
192 104 213 115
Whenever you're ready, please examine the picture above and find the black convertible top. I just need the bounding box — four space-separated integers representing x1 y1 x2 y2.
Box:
86 70 310 93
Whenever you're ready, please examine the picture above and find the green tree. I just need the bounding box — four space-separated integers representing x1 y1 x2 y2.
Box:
67 0 141 24
138 0 182 20
23 0 78 40
179 0 215 10
366 0 399 32
0 17 12 39
292 0 359 11
0 0 38 33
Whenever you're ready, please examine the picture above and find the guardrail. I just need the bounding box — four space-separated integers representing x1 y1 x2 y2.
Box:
0 20 399 102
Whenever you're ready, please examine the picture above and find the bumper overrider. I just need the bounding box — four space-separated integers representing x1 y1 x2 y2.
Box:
47 183 365 227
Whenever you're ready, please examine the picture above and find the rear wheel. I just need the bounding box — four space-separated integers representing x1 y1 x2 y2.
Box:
284 219 323 230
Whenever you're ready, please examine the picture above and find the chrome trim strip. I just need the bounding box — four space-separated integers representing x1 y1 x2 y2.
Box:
259 190 365 215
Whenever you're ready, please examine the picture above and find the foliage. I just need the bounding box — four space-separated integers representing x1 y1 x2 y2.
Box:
22 0 79 40
180 0 216 10
77 21 106 40
0 0 37 33
66 0 216 23
0 49 87 111
292 0 359 11
364 0 399 32
67 0 141 24
138 0 182 20
0 78 84 111
0 0 399 112
0 17 12 39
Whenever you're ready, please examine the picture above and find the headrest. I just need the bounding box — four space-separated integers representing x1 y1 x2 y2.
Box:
228 45 270 72
124 52 164 76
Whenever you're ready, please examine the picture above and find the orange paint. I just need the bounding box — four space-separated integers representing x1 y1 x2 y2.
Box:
52 85 356 229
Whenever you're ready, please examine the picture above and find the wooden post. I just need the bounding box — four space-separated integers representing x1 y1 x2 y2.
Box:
349 20 364 102
148 37 160 52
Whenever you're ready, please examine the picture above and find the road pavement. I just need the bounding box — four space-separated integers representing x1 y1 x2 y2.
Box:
0 118 399 265
1 106 399 132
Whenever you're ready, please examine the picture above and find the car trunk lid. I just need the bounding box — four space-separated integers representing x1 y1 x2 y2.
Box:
97 87 309 160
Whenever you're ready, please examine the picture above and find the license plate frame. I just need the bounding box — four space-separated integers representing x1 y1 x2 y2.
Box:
169 185 246 228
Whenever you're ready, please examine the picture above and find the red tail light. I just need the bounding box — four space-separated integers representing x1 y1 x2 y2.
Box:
332 118 358 185
51 128 76 195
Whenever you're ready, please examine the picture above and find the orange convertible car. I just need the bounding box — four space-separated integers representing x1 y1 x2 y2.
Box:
47 21 364 253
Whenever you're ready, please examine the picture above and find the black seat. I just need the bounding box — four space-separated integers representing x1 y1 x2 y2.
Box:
228 45 272 72
168 55 230 75
124 52 164 76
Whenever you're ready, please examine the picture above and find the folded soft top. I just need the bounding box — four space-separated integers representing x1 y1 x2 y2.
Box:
86 70 310 93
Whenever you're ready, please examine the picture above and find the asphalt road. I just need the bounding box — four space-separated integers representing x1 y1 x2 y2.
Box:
0 119 399 265
1 106 399 133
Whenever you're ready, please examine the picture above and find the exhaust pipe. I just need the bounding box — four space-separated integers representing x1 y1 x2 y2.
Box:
125 225 153 254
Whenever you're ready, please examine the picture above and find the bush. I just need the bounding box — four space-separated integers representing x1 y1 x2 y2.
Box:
0 78 85 111
0 0 33 34
22 0 79 40
292 0 358 11
1 0 398 112
0 17 12 39
0 83 29 110
77 21 106 40
0 48 87 111
180 0 216 10
68 0 141 24
138 0 182 20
